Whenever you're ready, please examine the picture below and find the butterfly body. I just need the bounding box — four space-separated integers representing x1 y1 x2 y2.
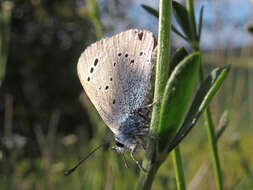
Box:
114 108 150 153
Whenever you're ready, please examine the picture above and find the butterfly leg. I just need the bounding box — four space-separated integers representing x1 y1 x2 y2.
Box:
130 145 146 172
137 109 149 118
136 97 162 122
136 96 163 124
139 96 162 110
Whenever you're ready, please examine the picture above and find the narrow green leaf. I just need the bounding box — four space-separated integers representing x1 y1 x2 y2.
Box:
158 52 200 150
168 65 231 152
141 4 188 41
169 47 188 75
198 6 204 41
186 0 198 41
171 26 188 41
172 1 192 39
141 4 159 18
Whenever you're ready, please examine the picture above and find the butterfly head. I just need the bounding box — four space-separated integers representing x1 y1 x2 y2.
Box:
112 118 148 153
112 134 136 153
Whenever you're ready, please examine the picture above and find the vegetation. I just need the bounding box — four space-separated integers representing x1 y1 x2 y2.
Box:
0 0 252 190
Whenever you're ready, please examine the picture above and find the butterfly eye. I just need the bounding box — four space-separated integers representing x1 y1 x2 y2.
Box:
115 140 124 147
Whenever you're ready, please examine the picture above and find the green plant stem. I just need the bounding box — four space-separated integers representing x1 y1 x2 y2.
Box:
137 161 161 190
0 1 12 86
150 0 171 132
172 146 186 190
187 0 224 185
137 0 171 189
87 0 103 39
204 107 223 190
199 56 223 190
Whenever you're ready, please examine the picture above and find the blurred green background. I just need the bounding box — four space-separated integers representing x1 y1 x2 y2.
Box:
0 0 252 189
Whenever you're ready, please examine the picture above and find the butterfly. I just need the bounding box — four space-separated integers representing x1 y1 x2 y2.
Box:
77 29 157 170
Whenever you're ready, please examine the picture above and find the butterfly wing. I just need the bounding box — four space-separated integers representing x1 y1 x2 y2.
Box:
77 29 156 133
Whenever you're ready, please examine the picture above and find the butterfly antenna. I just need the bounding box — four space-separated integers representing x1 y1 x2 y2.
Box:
64 141 110 176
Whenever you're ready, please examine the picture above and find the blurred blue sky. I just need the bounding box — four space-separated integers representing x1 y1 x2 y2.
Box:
102 0 253 50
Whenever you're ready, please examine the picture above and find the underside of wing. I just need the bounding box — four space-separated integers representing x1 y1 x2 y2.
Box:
77 29 156 133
